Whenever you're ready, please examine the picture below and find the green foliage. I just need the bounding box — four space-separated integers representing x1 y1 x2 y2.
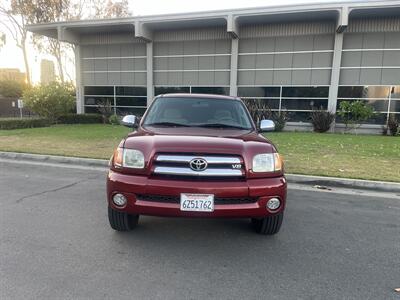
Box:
108 114 120 125
0 80 28 98
97 100 113 124
0 117 50 130
337 100 374 131
387 114 399 136
310 109 335 133
23 82 75 123
57 113 103 124
272 111 288 132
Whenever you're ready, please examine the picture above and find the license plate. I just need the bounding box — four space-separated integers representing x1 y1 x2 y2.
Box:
180 193 214 212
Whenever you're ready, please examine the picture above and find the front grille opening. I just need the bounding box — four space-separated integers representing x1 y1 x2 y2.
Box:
137 194 258 205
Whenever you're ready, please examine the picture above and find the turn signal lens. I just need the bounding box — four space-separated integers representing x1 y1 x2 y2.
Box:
113 148 123 168
274 153 283 171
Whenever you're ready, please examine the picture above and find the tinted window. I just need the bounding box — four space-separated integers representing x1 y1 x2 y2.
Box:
282 87 329 98
238 87 280 98
116 86 147 96
338 86 391 99
155 87 190 95
84 86 114 95
191 87 229 95
144 97 253 129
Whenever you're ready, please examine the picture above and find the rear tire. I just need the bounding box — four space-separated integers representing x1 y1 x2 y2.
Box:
108 206 139 231
251 212 283 235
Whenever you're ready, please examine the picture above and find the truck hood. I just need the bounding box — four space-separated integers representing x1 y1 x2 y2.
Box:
123 126 276 162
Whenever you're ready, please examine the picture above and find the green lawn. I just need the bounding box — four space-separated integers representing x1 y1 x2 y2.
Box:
0 124 399 182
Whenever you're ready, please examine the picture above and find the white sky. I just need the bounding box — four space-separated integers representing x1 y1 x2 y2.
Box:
0 0 343 82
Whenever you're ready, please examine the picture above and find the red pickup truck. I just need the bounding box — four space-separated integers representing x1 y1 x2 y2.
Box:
107 94 287 235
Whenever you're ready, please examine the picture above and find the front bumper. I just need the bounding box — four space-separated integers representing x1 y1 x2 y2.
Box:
107 171 287 218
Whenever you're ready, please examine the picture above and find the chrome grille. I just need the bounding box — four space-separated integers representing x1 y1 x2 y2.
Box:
153 154 244 178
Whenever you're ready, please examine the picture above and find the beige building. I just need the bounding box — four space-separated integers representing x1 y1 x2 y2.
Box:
40 59 56 84
0 68 26 83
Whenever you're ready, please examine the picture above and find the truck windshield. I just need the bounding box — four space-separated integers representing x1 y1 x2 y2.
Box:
143 97 254 130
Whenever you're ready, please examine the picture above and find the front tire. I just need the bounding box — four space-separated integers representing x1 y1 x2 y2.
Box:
251 212 283 235
108 206 139 231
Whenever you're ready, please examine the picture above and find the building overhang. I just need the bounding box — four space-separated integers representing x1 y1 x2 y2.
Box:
26 0 400 43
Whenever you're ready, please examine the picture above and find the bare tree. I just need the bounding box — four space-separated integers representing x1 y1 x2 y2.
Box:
0 0 36 84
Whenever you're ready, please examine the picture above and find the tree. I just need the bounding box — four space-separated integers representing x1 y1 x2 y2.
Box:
32 0 131 82
0 0 36 85
0 31 5 48
337 100 375 132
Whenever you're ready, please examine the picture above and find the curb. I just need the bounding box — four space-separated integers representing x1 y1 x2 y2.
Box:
1 151 400 193
0 151 108 168
286 174 400 193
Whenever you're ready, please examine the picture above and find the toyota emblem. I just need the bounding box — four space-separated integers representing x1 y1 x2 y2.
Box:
189 158 208 171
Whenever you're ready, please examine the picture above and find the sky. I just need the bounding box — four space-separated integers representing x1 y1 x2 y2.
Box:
0 0 344 83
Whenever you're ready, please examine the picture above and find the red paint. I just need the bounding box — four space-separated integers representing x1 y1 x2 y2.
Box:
107 94 287 218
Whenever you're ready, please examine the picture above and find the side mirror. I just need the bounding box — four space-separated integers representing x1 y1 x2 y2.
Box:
259 119 275 132
121 115 138 128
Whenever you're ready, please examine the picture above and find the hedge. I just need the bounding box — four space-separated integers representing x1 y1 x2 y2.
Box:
0 118 51 130
57 113 103 124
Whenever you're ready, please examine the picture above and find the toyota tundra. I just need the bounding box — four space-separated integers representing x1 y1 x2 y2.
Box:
107 94 287 235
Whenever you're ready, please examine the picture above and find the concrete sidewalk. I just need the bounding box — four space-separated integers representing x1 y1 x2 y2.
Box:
1 151 399 193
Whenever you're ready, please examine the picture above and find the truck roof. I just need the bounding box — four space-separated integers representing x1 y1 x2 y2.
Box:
156 93 241 101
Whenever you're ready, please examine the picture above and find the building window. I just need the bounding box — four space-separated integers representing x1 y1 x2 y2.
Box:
238 86 329 122
84 85 147 115
337 85 400 124
154 86 229 96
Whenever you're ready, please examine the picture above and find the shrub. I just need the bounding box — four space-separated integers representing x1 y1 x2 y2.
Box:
0 79 28 98
0 117 50 130
272 111 289 132
23 82 75 123
97 100 114 124
57 113 103 124
337 100 374 131
387 114 399 136
243 98 272 126
109 114 120 125
310 109 335 133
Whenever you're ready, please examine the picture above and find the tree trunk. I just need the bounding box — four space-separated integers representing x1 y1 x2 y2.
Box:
21 37 31 85
55 42 64 83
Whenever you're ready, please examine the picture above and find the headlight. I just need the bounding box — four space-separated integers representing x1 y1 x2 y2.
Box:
113 148 145 169
123 149 145 168
252 153 283 173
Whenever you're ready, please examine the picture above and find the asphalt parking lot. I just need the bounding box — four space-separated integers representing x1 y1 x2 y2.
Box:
1 160 399 299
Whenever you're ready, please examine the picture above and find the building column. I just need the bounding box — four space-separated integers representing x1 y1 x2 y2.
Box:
328 32 344 114
229 38 239 96
74 44 84 114
146 42 154 106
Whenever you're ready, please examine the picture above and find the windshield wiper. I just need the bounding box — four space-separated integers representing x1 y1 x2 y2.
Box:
195 123 251 130
145 122 191 127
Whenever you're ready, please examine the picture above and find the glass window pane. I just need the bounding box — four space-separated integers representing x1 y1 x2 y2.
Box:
282 99 328 110
391 86 400 99
84 86 114 95
338 86 391 99
155 86 190 95
389 100 400 113
337 99 388 113
116 97 147 107
242 98 280 109
238 87 280 98
84 96 114 105
282 86 329 98
84 106 100 114
285 111 311 122
336 113 387 125
191 87 229 95
116 107 147 117
116 86 147 96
